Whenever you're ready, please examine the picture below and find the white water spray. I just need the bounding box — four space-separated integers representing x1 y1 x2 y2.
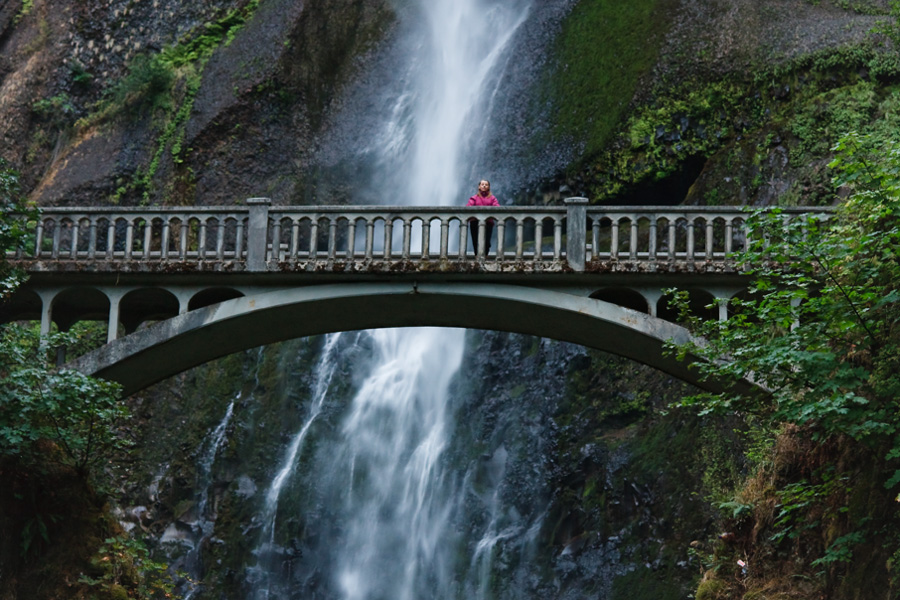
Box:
250 334 349 599
368 0 531 206
252 1 535 598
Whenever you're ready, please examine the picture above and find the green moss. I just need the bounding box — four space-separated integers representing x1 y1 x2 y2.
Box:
694 577 728 600
545 0 675 157
583 35 900 203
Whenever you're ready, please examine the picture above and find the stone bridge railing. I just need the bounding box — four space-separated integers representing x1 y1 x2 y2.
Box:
4 199 831 273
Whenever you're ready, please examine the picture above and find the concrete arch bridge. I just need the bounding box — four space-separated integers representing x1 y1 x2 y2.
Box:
1 198 829 396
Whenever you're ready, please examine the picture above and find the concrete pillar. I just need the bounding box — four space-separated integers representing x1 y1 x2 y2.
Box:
246 198 271 272
38 292 54 339
640 289 664 317
106 289 126 343
565 197 589 272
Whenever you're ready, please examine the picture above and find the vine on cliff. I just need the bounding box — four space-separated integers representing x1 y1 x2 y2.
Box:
77 1 261 204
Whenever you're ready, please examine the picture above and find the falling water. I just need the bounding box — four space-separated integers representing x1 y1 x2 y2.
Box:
250 333 349 599
252 0 539 598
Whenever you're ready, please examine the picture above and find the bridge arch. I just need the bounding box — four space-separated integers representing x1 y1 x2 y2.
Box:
69 282 752 398
52 287 110 332
188 287 244 312
589 287 650 314
120 288 180 334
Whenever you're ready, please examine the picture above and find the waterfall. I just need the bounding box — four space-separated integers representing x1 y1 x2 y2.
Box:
248 1 541 598
249 333 350 599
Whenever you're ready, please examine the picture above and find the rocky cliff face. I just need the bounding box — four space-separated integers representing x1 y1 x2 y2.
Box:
1 0 394 206
1 0 893 207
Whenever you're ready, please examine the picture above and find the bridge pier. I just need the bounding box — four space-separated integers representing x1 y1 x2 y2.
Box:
107 289 125 342
565 197 589 271
247 197 271 271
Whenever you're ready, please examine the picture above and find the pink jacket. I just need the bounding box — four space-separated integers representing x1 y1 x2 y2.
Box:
467 194 499 207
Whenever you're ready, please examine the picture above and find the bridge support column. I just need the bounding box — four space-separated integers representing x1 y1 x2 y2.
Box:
107 290 126 343
565 197 589 271
247 198 271 272
38 290 55 338
640 289 664 317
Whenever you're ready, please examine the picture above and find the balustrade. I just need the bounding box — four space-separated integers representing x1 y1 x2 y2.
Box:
3 201 831 272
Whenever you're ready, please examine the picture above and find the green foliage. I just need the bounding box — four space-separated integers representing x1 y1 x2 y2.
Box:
668 131 900 576
0 163 38 299
670 132 900 447
79 535 181 600
769 469 851 545
718 499 754 520
107 55 177 120
20 512 59 557
32 93 76 124
14 0 34 24
811 530 866 570
0 323 126 475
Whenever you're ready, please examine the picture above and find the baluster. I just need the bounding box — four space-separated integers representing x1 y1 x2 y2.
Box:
365 219 375 259
705 218 714 259
610 219 619 259
107 219 116 259
725 218 734 255
440 218 450 259
51 221 61 258
477 219 486 258
143 219 152 260
124 219 134 260
402 218 411 259
216 217 226 260
422 219 431 260
686 218 695 259
554 216 562 259
347 219 357 259
179 219 189 259
515 219 524 260
235 218 245 260
668 218 676 259
629 217 638 259
384 219 393 259
458 219 467 260
290 219 300 259
591 218 600 260
161 219 170 260
649 216 657 260
496 219 506 261
88 218 98 259
268 219 281 261
311 218 321 260
70 219 80 258
198 218 208 259
534 220 543 262
34 220 44 258
328 217 338 260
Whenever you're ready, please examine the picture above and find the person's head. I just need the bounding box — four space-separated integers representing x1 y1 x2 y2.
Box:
478 180 491 195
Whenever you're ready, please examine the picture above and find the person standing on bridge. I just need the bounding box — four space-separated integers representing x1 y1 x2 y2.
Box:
467 179 500 256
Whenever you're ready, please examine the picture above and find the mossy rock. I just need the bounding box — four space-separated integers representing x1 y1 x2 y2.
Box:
695 577 728 600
